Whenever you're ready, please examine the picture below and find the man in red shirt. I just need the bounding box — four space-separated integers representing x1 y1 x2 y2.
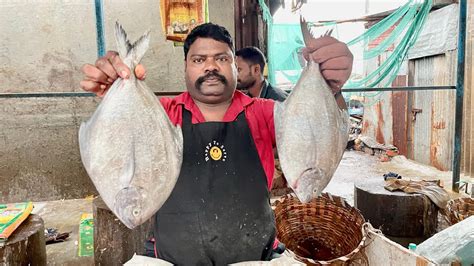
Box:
81 23 352 264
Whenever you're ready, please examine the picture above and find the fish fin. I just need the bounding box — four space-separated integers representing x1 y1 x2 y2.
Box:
115 22 133 60
114 21 151 68
174 125 184 155
78 122 90 169
324 28 333 37
273 101 285 139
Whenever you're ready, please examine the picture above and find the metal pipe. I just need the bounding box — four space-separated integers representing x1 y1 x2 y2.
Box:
1 85 456 98
94 0 106 57
0 91 182 98
1 86 456 99
0 92 95 98
283 86 455 94
341 85 455 92
452 0 467 193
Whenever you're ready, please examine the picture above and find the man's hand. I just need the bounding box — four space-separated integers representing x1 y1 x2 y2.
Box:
80 51 147 97
302 36 353 94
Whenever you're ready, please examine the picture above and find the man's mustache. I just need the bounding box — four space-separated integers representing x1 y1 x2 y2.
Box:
196 71 228 87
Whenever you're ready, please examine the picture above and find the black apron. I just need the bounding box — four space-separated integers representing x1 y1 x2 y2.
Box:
153 109 276 265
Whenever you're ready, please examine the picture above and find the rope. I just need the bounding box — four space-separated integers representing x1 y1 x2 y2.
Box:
344 0 433 89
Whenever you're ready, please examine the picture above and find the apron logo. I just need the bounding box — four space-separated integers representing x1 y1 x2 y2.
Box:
205 141 227 162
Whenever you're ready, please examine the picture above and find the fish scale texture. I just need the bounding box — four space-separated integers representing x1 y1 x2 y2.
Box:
274 61 349 203
79 24 183 229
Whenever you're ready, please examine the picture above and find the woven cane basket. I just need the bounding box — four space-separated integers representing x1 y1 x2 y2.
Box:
273 193 367 265
444 197 474 225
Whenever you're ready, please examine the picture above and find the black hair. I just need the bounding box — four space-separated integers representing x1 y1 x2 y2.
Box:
183 23 234 60
235 46 266 72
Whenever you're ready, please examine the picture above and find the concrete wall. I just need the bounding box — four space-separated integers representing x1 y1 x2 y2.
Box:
0 0 235 202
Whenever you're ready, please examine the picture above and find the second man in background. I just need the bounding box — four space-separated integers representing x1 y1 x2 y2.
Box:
236 46 288 102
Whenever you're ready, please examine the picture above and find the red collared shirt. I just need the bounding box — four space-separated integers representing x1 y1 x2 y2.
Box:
159 90 276 189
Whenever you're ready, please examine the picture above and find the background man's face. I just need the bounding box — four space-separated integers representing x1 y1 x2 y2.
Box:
235 56 257 90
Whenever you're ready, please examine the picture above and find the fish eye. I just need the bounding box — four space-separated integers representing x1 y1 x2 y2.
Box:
132 209 140 216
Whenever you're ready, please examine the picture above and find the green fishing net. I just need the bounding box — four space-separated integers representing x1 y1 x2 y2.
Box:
259 0 433 105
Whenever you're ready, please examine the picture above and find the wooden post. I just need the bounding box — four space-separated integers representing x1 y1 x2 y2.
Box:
0 214 47 265
93 197 152 265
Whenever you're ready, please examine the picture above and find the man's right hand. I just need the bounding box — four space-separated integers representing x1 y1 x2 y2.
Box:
80 51 146 97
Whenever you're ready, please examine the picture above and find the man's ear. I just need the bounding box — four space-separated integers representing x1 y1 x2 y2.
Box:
252 64 261 75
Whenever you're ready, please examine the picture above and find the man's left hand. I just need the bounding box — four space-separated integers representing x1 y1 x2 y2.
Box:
302 36 353 94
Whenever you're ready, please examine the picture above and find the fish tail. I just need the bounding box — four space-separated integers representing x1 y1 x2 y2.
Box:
300 16 314 47
115 21 151 68
115 22 133 60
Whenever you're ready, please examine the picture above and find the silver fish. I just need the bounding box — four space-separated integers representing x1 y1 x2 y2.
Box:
79 22 183 229
274 19 349 203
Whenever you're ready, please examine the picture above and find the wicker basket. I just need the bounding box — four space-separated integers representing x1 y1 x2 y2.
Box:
444 197 474 225
273 193 367 265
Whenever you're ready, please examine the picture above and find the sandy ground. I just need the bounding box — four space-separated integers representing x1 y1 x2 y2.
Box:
29 150 469 265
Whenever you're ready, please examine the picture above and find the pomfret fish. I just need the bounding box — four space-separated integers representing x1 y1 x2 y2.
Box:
274 19 349 203
79 22 183 229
